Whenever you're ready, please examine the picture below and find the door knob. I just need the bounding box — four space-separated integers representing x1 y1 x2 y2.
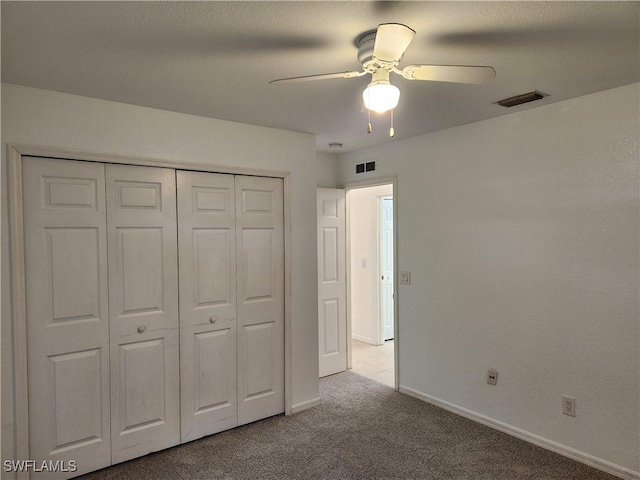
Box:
210 316 217 324
137 325 146 333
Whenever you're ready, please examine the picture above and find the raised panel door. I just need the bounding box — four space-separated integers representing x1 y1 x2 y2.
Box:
106 164 180 464
23 157 111 478
317 188 347 377
380 197 394 341
177 171 237 442
235 176 284 425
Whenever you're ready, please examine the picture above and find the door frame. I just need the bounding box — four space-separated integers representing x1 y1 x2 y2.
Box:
7 144 295 466
343 176 398 390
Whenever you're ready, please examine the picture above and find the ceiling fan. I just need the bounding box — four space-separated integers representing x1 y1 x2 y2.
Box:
270 23 496 136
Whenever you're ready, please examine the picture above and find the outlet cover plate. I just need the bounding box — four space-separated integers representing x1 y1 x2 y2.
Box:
487 368 499 386
562 396 576 417
399 271 411 285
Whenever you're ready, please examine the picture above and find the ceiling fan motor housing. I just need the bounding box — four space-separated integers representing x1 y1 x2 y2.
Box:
356 31 377 65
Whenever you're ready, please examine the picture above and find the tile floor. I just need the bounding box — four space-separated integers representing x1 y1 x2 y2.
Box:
350 339 395 387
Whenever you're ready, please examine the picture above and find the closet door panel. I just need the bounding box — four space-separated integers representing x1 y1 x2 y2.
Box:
106 164 180 464
177 171 237 442
117 338 167 431
118 227 164 313
23 157 111 478
235 176 285 425
192 327 234 408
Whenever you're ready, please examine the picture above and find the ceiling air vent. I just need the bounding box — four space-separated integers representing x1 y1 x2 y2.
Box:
355 161 376 174
495 90 547 108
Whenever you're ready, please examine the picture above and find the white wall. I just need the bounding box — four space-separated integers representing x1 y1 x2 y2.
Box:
316 152 339 188
1 84 321 464
349 184 393 345
337 84 640 475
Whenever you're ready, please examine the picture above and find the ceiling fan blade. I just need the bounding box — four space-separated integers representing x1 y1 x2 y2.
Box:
401 65 496 84
373 23 416 62
269 70 365 84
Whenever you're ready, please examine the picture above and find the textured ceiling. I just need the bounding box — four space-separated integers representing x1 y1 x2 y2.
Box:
2 1 639 153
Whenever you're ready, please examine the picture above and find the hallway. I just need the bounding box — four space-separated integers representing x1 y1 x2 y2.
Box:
350 339 394 387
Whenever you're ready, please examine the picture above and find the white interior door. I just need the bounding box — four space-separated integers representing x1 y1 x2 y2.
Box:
177 171 238 442
317 188 347 377
23 157 112 478
235 175 285 425
380 196 394 341
106 164 180 463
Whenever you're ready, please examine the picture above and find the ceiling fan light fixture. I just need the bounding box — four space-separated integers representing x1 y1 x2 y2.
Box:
363 80 400 113
363 68 400 114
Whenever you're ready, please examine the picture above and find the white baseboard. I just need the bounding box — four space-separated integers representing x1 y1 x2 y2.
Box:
290 396 322 415
399 385 639 480
351 334 377 345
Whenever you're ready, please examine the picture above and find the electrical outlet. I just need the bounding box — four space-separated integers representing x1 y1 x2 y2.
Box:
562 396 576 417
399 271 411 285
487 368 498 386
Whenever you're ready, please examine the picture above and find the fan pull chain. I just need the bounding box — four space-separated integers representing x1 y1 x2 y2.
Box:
367 108 372 134
390 109 395 137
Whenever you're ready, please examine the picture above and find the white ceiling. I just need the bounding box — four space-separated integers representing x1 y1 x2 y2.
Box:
2 1 639 154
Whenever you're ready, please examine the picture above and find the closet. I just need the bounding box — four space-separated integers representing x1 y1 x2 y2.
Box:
22 157 284 478
177 171 284 441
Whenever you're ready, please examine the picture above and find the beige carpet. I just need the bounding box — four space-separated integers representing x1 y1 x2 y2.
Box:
79 371 618 480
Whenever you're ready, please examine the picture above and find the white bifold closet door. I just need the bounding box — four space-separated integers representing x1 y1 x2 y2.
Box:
23 157 112 478
177 171 238 442
177 172 284 440
106 164 180 464
23 159 283 475
235 176 285 425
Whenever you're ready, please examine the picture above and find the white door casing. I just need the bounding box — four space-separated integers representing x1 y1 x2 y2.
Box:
380 196 394 341
177 171 238 442
235 176 285 425
317 188 347 377
23 157 112 478
106 164 180 464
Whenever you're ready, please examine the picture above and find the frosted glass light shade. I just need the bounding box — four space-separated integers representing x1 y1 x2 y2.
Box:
362 83 400 113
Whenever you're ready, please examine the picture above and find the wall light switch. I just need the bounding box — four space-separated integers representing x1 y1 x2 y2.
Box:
399 271 411 285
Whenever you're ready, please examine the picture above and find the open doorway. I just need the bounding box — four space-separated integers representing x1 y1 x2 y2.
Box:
347 184 394 387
